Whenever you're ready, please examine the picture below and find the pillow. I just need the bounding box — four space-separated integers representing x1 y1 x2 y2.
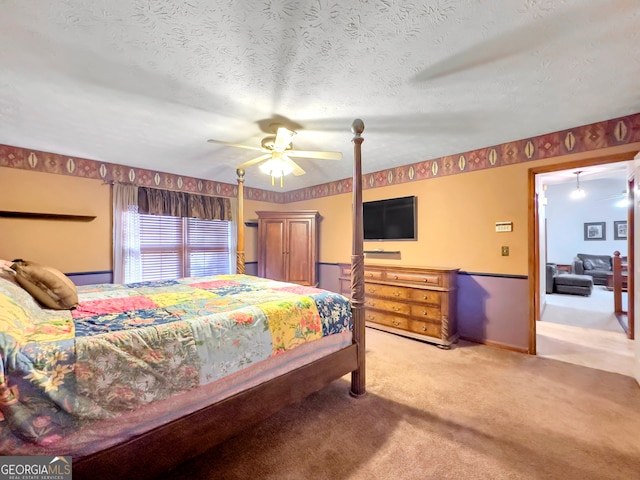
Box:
1 259 16 279
582 259 594 270
10 260 78 310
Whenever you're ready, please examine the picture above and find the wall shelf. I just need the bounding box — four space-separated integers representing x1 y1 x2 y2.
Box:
0 210 96 221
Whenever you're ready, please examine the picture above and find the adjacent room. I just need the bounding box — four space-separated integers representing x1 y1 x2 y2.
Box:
537 164 635 377
1 2 639 479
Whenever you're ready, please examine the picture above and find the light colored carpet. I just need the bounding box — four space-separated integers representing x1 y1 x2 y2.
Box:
541 303 622 331
536 321 635 377
162 329 640 480
544 286 625 330
539 286 633 376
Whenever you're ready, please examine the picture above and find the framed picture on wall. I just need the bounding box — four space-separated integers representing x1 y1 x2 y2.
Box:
584 222 606 241
614 220 627 240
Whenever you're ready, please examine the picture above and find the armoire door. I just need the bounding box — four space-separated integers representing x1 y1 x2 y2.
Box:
287 218 314 285
260 218 287 281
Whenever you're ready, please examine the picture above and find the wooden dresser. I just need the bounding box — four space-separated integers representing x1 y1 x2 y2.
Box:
339 263 459 348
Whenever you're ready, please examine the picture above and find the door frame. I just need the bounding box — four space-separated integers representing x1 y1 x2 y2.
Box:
626 176 635 339
528 151 637 354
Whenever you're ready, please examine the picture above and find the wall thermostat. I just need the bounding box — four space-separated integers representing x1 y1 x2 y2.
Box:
495 222 513 232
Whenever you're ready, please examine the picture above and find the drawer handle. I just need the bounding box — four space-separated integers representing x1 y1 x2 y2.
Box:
368 273 373 277
393 275 398 279
422 310 428 315
392 307 400 312
423 295 429 299
392 320 400 327
392 292 400 297
422 325 427 332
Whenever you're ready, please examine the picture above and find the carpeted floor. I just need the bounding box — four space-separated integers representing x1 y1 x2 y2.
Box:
161 328 640 480
538 286 634 376
543 286 625 331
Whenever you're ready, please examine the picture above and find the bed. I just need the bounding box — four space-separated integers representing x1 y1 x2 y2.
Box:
0 120 366 479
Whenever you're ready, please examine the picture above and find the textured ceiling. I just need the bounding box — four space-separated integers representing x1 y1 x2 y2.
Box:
1 0 639 192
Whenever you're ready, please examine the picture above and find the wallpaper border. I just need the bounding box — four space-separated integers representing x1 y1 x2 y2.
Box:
1 113 639 204
284 113 640 202
0 144 285 203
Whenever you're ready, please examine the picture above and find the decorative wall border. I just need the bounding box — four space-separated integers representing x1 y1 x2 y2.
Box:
283 113 640 202
0 144 286 203
1 113 639 204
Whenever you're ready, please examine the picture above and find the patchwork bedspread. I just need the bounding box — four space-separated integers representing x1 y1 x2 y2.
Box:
0 274 352 449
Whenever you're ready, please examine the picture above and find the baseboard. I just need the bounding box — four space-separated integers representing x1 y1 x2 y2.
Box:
459 335 530 354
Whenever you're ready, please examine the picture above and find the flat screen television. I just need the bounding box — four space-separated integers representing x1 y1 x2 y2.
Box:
363 195 417 241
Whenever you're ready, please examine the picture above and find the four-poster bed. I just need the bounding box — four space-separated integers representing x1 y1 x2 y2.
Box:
0 120 366 479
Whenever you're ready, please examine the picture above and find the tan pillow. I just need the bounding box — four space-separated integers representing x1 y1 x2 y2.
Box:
10 260 78 310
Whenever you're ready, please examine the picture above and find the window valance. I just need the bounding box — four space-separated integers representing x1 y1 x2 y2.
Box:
137 187 232 221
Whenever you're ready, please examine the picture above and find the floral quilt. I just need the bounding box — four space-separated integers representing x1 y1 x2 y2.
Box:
0 274 352 449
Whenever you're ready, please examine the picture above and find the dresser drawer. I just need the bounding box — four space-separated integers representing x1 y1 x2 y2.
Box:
364 269 385 281
340 264 352 276
365 310 409 330
385 270 443 286
408 320 442 338
410 304 442 321
365 283 409 299
407 288 441 305
365 297 411 315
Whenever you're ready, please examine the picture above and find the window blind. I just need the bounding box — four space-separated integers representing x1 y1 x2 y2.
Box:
139 214 231 281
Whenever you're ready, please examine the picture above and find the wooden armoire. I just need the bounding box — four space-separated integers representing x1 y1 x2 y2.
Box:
256 210 319 286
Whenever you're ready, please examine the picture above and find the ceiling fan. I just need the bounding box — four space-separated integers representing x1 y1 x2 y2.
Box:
208 125 342 187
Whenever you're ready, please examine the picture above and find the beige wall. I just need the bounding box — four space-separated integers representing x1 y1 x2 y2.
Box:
283 165 526 274
0 167 111 272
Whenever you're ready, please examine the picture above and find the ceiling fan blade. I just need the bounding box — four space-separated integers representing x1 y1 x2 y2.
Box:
287 150 342 160
282 155 306 176
237 153 272 169
207 139 265 152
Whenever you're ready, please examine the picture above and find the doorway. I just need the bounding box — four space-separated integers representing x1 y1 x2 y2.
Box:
529 151 636 376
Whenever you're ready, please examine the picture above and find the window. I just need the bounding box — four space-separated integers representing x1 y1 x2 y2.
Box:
139 214 231 281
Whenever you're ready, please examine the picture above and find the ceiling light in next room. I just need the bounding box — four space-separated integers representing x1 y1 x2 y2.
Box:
570 171 586 199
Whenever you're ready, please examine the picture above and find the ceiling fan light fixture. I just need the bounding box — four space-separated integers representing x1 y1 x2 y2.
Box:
259 156 294 187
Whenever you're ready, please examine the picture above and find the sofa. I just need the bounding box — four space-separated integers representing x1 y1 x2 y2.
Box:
573 253 618 286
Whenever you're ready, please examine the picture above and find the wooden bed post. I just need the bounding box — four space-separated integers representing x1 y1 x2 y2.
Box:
236 168 246 274
350 119 366 398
